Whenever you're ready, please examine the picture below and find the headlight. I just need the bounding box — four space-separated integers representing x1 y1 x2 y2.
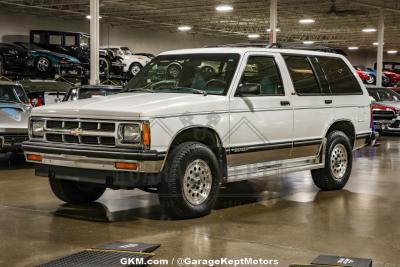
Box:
31 120 45 137
120 124 141 143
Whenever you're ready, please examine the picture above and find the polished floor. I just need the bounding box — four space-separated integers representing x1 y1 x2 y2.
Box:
0 136 400 266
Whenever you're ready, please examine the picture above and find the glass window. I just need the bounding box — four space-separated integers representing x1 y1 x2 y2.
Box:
0 85 28 104
238 56 284 96
80 35 90 48
65 35 76 46
125 54 240 95
284 55 321 95
317 57 362 95
367 88 400 101
49 35 62 45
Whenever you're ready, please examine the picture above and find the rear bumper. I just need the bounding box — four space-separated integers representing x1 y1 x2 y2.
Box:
22 141 166 188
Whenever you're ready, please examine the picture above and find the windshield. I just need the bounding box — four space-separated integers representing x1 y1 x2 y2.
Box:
368 88 400 102
0 85 29 104
65 87 121 101
124 53 240 95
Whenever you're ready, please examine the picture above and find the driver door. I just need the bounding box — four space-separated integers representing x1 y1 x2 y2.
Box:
228 52 293 167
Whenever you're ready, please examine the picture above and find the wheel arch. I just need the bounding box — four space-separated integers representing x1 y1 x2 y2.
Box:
161 126 227 181
324 120 356 148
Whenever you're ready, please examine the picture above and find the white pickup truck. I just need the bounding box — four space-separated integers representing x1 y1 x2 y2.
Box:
23 46 374 219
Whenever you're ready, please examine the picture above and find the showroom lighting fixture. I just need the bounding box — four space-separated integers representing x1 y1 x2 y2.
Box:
299 18 315 24
267 28 281 32
248 34 260 39
216 4 234 12
387 50 398 54
362 27 377 33
348 46 359 50
178 26 192 32
303 41 314 44
86 15 102 19
373 42 384 46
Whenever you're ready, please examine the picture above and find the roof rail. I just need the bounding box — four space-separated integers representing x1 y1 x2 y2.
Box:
205 42 347 55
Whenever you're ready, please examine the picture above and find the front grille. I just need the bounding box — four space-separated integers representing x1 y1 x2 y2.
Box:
373 110 396 121
43 119 117 147
2 135 29 144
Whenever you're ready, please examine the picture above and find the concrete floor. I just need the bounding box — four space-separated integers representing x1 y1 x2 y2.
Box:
0 136 400 266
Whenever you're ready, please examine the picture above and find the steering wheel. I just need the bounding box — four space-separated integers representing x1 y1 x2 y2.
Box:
205 79 227 90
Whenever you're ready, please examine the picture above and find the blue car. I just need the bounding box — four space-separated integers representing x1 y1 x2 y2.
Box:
356 66 390 86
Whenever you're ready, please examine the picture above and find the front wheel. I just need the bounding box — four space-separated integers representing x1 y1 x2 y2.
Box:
35 57 52 73
311 131 353 190
49 178 106 204
366 75 376 84
129 62 142 76
158 142 221 219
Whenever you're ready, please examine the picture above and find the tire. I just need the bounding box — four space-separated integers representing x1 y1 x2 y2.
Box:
129 62 142 76
311 131 353 190
0 56 4 76
35 57 51 73
49 177 106 204
366 75 376 84
99 57 110 76
158 142 221 219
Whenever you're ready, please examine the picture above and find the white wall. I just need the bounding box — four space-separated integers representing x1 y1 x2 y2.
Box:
347 50 400 68
0 11 237 54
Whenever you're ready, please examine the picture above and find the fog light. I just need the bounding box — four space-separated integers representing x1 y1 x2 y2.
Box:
115 162 138 170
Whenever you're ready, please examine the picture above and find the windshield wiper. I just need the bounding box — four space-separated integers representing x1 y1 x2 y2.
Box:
174 87 208 96
124 88 154 93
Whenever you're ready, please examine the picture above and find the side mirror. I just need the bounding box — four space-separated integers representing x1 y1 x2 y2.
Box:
235 83 261 96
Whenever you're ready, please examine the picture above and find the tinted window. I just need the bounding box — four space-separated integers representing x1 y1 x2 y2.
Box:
239 56 284 96
317 57 362 95
310 57 331 94
284 55 321 95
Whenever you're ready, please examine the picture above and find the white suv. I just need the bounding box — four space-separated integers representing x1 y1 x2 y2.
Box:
23 46 374 219
102 46 151 76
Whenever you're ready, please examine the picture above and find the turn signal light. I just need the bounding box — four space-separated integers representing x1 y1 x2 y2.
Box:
142 123 151 147
27 154 43 162
115 162 138 170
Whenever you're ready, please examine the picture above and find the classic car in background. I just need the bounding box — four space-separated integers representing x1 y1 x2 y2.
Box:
18 80 72 107
30 30 124 76
382 70 400 86
354 66 390 86
0 43 31 76
101 46 151 77
0 81 30 152
355 69 370 83
134 52 155 59
63 85 122 101
367 85 400 132
14 42 81 75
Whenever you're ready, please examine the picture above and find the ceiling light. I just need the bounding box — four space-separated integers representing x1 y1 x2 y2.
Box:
216 4 233 12
303 41 314 44
387 50 398 54
348 46 359 50
248 34 260 39
373 42 384 46
178 26 192 31
267 28 281 32
299 18 315 24
362 27 376 33
86 15 102 19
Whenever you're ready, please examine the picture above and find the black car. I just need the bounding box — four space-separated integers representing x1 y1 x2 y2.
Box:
30 30 124 76
63 85 122 101
0 43 31 75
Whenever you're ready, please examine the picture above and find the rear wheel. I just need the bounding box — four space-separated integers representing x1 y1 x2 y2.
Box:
49 177 106 204
99 57 110 76
311 131 353 190
158 142 221 219
35 57 51 73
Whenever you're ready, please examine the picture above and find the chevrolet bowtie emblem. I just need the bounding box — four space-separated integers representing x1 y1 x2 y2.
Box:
70 128 83 137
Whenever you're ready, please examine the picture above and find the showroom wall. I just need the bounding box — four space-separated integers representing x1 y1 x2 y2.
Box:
0 11 237 54
347 50 400 68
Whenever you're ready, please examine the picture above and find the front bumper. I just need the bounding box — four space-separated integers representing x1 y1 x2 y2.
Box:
22 141 165 188
1 134 29 152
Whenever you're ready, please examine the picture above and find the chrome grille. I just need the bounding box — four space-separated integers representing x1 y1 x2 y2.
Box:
373 110 396 121
44 119 116 146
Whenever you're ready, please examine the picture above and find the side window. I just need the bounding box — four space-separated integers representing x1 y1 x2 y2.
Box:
239 56 284 96
310 57 331 94
284 55 321 95
65 35 76 46
33 33 44 44
49 34 62 45
317 57 363 95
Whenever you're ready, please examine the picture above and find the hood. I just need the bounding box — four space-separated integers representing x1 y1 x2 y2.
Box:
373 101 400 110
0 102 31 133
33 50 80 63
32 92 228 120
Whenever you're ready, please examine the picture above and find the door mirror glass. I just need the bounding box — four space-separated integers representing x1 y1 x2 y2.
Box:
236 83 261 96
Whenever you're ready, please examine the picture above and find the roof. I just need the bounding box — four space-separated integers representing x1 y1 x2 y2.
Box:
159 47 345 58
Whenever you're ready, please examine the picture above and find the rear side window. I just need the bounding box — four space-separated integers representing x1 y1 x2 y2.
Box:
317 57 362 95
284 55 321 95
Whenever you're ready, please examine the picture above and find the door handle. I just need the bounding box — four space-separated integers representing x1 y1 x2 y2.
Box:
325 99 333 104
280 101 290 106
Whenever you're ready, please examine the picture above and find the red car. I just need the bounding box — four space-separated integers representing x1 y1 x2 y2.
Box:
383 70 400 85
356 70 370 82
